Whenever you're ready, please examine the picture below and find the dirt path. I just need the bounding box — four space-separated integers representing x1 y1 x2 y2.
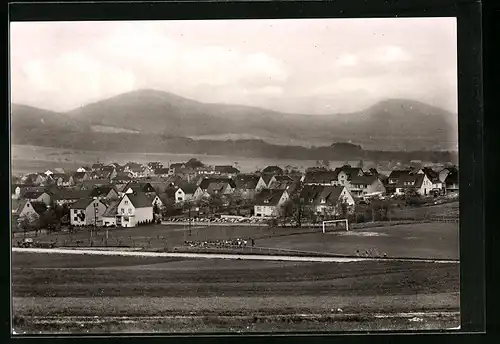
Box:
12 247 459 263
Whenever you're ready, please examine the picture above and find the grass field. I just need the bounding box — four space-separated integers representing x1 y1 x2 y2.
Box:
24 220 459 260
12 252 460 333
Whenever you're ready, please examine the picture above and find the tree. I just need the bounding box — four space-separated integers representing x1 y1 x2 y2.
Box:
357 160 364 168
404 188 422 206
322 160 330 169
186 158 205 169
278 199 295 226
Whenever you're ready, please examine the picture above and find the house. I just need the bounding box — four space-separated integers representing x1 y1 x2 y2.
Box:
214 165 240 177
169 163 186 175
77 166 91 173
81 178 111 189
300 185 355 216
89 170 112 180
262 166 283 175
21 173 46 186
195 166 215 176
72 171 90 184
44 170 54 177
395 173 434 196
302 170 339 186
444 170 459 193
52 189 92 206
256 174 275 192
92 163 104 171
12 199 45 223
234 174 260 200
101 200 120 227
175 184 198 203
89 185 120 201
386 169 413 193
123 182 157 196
268 175 294 188
206 181 234 197
116 193 154 227
153 168 170 177
439 166 458 183
348 175 386 197
111 172 133 183
335 165 365 186
148 162 163 170
49 173 74 187
254 189 289 217
22 191 52 206
419 167 445 195
70 198 107 227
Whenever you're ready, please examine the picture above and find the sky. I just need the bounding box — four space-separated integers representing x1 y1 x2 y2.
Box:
10 18 457 114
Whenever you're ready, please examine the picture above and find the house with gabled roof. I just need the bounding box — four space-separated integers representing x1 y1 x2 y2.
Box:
52 189 92 206
444 170 459 193
12 199 45 224
300 185 355 216
89 185 119 201
123 182 156 196
395 173 434 196
81 179 110 190
254 189 289 217
92 163 104 171
111 172 133 184
302 170 339 186
72 171 91 184
334 165 365 187
175 184 198 204
153 167 170 177
214 165 240 177
256 174 275 192
348 175 386 197
116 192 154 227
148 162 163 170
234 174 260 200
49 173 74 187
77 166 91 173
22 191 52 206
101 200 120 227
70 198 107 227
21 173 46 186
169 163 186 175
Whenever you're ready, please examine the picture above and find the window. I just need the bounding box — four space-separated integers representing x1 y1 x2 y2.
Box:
121 208 124 214
74 217 78 221
26 203 30 207
177 197 182 201
128 208 132 214
124 200 129 205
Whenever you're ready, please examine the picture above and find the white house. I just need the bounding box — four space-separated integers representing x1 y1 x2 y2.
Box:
395 174 434 196
300 185 356 216
101 200 119 227
22 191 52 206
12 199 43 222
255 174 274 192
70 198 107 227
116 193 153 227
348 175 386 197
175 184 198 204
254 189 289 217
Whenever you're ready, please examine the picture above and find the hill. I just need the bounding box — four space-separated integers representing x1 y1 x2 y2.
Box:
66 89 457 151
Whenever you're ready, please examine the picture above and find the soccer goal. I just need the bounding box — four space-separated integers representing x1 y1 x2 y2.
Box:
322 219 349 233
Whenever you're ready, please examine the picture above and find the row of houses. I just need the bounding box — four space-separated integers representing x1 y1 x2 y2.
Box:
12 161 459 226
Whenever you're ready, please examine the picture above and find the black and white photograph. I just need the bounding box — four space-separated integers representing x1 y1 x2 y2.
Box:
10 17 460 334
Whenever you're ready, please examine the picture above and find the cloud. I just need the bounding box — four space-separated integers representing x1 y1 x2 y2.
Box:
336 54 358 67
371 45 412 63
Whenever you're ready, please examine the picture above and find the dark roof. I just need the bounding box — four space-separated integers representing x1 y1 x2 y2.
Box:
350 175 379 185
255 189 287 206
70 198 96 210
164 187 177 198
22 191 46 199
89 186 116 197
124 192 153 208
178 184 198 194
260 174 274 185
445 171 458 184
199 177 235 190
336 166 364 179
92 163 104 169
215 165 240 174
124 182 155 193
72 172 87 179
235 175 259 189
11 199 28 215
303 170 339 184
274 175 293 182
388 169 413 182
206 182 231 195
154 168 170 175
395 174 425 188
112 172 132 181
169 163 185 169
300 185 344 206
83 179 109 186
262 166 283 174
31 201 48 214
53 189 91 200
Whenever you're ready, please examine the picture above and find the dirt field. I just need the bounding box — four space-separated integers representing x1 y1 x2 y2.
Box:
11 252 460 333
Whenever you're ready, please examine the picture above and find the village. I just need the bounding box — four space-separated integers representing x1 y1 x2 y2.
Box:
11 157 459 239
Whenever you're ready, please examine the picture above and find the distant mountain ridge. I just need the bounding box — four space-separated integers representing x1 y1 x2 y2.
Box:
11 89 458 152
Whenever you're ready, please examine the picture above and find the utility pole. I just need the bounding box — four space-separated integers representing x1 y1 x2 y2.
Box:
188 202 192 237
93 202 98 238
